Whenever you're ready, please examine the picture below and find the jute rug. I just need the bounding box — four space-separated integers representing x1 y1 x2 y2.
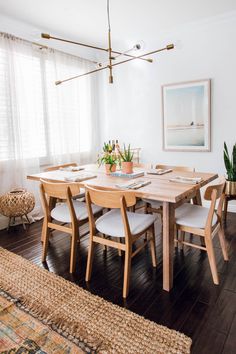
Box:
0 247 192 354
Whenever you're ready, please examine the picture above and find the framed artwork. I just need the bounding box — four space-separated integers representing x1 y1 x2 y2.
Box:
162 79 211 151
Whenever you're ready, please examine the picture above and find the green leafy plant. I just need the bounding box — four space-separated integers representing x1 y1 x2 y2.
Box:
102 142 112 153
119 144 134 162
97 151 117 171
224 142 236 181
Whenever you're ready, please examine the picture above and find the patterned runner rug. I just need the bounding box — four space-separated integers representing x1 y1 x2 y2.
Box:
0 295 83 353
0 247 192 353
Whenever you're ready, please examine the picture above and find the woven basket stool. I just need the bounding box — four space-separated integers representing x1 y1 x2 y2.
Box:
0 188 35 230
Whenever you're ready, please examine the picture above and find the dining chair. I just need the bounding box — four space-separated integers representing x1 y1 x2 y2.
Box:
132 163 152 210
175 178 229 284
133 162 152 169
40 180 103 273
44 163 85 199
143 164 195 215
44 162 78 171
85 185 157 298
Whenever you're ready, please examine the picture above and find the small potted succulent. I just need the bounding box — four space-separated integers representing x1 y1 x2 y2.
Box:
119 144 134 174
98 143 117 174
224 142 236 195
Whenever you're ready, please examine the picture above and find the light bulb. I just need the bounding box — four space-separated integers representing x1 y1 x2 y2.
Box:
133 40 145 51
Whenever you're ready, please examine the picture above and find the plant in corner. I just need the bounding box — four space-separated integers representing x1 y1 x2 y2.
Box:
119 144 134 174
98 142 117 174
223 141 236 195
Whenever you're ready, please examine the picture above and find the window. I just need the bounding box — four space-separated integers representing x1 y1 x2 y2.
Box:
0 34 96 163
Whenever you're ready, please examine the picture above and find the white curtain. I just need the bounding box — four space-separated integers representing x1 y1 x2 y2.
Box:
0 33 99 229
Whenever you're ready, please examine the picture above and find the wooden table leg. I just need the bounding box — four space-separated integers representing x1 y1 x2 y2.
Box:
162 201 175 292
193 188 202 205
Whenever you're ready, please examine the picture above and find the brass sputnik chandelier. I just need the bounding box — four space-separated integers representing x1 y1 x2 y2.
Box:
41 0 174 85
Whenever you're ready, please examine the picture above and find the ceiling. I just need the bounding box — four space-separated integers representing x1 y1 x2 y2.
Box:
0 0 236 58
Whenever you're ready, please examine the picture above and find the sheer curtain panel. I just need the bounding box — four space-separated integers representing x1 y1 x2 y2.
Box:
0 33 99 229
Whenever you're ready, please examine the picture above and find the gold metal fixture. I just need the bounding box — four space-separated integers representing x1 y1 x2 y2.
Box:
40 33 153 64
41 0 174 84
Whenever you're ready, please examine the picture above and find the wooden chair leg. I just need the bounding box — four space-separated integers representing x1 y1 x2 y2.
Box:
86 238 95 281
101 234 107 252
205 236 219 285
179 231 185 250
144 203 150 242
123 247 132 298
42 225 50 262
69 228 78 273
200 236 206 247
175 228 178 248
118 237 122 256
218 227 229 261
41 217 47 243
149 225 157 267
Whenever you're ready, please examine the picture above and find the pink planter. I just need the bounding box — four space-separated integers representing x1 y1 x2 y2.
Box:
105 164 116 174
121 161 133 174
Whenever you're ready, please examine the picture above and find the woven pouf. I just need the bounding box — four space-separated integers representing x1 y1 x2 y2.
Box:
0 188 35 230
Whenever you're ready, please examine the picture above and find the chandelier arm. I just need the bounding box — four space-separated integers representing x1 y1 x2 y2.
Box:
41 33 152 63
55 44 174 85
55 65 109 85
112 44 174 68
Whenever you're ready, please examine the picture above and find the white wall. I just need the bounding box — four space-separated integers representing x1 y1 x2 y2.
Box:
1 11 236 211
99 12 236 183
0 13 96 60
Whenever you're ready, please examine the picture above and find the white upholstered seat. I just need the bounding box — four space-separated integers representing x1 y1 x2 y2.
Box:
142 198 162 209
51 200 102 223
96 209 157 237
175 203 218 229
73 187 85 200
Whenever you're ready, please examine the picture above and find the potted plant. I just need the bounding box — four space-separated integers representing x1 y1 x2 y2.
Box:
119 144 134 174
98 143 117 174
223 142 236 195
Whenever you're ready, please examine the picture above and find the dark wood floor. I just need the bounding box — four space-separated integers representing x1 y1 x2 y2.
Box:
0 212 236 354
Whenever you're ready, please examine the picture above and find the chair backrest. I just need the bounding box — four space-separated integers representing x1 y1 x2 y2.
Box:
133 163 152 169
40 179 81 200
155 164 195 172
85 185 136 209
40 180 81 226
45 162 77 172
85 185 136 241
204 178 226 231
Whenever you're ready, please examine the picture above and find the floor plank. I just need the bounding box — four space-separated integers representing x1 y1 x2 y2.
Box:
0 212 235 353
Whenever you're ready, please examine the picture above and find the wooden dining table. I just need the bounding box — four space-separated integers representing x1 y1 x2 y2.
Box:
27 164 218 292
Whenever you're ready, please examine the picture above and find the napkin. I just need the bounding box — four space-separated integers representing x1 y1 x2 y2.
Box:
116 180 151 190
59 166 84 172
169 176 202 184
64 172 97 182
147 168 172 175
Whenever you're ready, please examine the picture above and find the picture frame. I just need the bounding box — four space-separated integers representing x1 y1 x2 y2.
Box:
162 79 211 152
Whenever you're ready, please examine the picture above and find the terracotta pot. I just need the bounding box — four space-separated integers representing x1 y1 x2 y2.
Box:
121 161 133 174
105 164 116 175
225 180 236 195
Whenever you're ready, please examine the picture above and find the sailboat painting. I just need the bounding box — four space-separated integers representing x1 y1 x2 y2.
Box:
162 79 211 151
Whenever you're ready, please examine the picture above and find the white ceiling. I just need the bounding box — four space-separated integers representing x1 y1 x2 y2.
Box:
0 0 236 57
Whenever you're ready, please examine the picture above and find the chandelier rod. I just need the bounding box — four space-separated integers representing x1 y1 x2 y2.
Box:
107 0 113 83
41 34 153 63
55 44 174 85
